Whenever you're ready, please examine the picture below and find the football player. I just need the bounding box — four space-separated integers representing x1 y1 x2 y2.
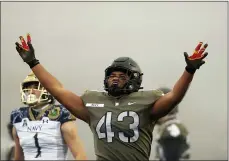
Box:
15 34 208 160
154 87 190 161
10 72 87 160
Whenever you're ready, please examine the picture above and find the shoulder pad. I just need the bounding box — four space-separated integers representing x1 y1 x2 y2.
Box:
82 89 104 94
153 89 165 96
145 89 164 96
80 90 106 107
140 89 164 98
81 89 104 98
10 107 28 124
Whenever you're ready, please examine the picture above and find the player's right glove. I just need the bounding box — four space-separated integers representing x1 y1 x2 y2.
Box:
15 34 40 68
184 42 208 74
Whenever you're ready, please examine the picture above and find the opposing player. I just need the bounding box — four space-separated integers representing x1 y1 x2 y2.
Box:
10 72 87 160
154 87 190 161
15 34 208 160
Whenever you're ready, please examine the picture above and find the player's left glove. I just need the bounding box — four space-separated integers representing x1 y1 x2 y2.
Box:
15 34 40 68
184 42 208 74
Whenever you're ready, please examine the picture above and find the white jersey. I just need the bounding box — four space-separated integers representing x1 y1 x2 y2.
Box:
10 104 76 160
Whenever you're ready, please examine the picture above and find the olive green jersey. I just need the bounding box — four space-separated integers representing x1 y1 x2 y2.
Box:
81 90 163 161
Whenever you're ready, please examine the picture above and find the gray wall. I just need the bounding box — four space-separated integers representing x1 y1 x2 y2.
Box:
1 2 227 160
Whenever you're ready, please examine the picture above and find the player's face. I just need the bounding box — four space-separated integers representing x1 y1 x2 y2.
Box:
107 71 130 88
24 82 42 99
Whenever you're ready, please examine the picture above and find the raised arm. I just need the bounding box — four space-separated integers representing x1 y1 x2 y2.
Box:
152 42 208 118
15 34 89 123
31 64 89 122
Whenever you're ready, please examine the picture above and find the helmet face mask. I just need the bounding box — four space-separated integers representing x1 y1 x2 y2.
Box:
20 72 53 106
104 57 143 97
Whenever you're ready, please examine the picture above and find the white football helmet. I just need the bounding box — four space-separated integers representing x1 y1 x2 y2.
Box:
20 72 53 105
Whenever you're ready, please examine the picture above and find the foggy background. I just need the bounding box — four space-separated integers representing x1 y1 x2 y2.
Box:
1 2 227 160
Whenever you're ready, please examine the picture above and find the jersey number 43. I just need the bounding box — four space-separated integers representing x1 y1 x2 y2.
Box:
96 111 139 143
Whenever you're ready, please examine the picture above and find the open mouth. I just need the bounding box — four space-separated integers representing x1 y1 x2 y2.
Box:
112 81 119 85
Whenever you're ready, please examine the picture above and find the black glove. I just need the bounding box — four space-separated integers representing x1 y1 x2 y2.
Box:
184 42 208 74
15 34 40 68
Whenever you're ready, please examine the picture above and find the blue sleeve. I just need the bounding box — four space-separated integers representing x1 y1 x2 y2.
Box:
10 109 20 125
10 107 27 125
59 105 76 124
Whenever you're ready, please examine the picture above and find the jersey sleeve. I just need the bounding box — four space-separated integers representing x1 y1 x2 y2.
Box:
10 110 15 125
153 89 165 101
80 90 96 104
80 90 89 106
80 90 99 107
59 106 76 124
10 108 23 125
